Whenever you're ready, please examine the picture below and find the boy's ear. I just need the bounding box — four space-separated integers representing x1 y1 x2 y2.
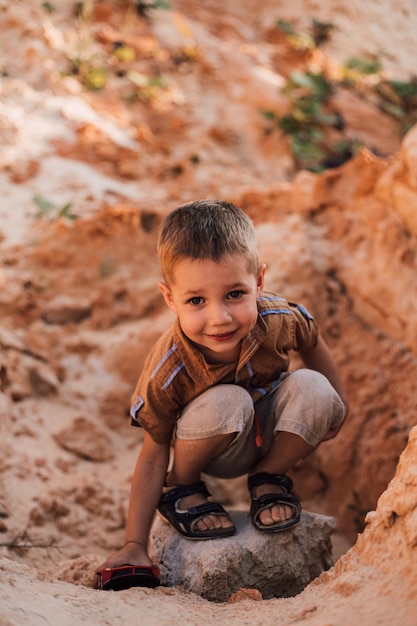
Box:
158 281 177 313
257 263 266 295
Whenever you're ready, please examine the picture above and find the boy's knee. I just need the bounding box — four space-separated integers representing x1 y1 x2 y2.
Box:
286 369 338 402
176 384 254 439
279 369 345 432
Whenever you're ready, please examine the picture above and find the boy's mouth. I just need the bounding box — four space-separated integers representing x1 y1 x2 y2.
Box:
209 331 237 342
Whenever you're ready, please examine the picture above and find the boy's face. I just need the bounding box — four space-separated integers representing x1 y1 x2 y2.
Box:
159 254 265 364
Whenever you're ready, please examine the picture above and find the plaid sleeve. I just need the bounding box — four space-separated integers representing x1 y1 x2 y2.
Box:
130 375 180 444
289 302 319 351
129 339 183 444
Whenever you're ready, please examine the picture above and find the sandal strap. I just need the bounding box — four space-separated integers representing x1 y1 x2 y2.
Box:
253 491 300 513
157 483 236 539
248 471 301 533
251 491 301 531
247 471 293 493
160 480 210 505
182 501 229 519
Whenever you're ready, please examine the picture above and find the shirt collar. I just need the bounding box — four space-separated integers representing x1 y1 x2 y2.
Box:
172 313 268 384
237 314 267 370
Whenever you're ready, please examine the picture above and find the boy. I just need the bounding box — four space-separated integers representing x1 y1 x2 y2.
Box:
96 200 348 582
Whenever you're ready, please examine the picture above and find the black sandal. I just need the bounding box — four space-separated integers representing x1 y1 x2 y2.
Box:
157 480 236 540
248 471 301 533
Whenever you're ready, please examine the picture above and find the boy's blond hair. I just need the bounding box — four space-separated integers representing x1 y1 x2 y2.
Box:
158 200 259 284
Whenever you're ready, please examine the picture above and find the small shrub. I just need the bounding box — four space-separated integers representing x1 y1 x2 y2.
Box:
262 70 356 172
67 0 108 90
376 79 417 133
33 196 78 222
136 1 171 19
275 17 335 50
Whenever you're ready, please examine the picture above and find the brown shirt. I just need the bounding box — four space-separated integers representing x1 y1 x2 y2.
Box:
130 291 318 444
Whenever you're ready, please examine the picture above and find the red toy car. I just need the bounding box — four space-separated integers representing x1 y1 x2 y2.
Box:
96 564 161 591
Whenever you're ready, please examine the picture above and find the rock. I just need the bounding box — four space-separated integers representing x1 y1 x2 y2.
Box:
53 417 114 462
149 510 335 602
0 392 12 423
0 349 58 400
29 360 59 395
0 328 25 351
42 296 92 325
0 501 10 519
228 587 263 602
391 181 417 235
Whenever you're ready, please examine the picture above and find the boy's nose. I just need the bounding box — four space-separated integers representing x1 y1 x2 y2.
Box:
208 303 232 325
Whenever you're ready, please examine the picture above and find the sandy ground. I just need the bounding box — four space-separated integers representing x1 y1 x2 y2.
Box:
1 1 417 624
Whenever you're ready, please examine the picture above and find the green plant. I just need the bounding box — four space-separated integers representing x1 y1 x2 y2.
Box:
112 42 136 63
283 70 333 100
341 55 417 135
136 1 171 18
345 56 382 75
262 70 355 172
68 0 108 90
340 55 383 90
276 19 315 52
310 18 335 45
268 19 414 171
376 79 417 133
123 70 167 103
275 17 335 50
42 1 56 12
33 195 78 222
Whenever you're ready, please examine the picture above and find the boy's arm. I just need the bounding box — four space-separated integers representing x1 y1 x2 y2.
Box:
94 432 169 579
299 333 349 438
125 431 170 547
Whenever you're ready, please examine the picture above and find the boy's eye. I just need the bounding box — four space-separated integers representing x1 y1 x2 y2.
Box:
228 290 243 300
188 296 204 306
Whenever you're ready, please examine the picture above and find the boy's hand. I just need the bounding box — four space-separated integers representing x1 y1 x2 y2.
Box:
93 433 169 588
93 541 153 589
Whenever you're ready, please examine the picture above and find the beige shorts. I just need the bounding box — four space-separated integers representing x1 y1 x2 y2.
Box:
175 369 345 479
